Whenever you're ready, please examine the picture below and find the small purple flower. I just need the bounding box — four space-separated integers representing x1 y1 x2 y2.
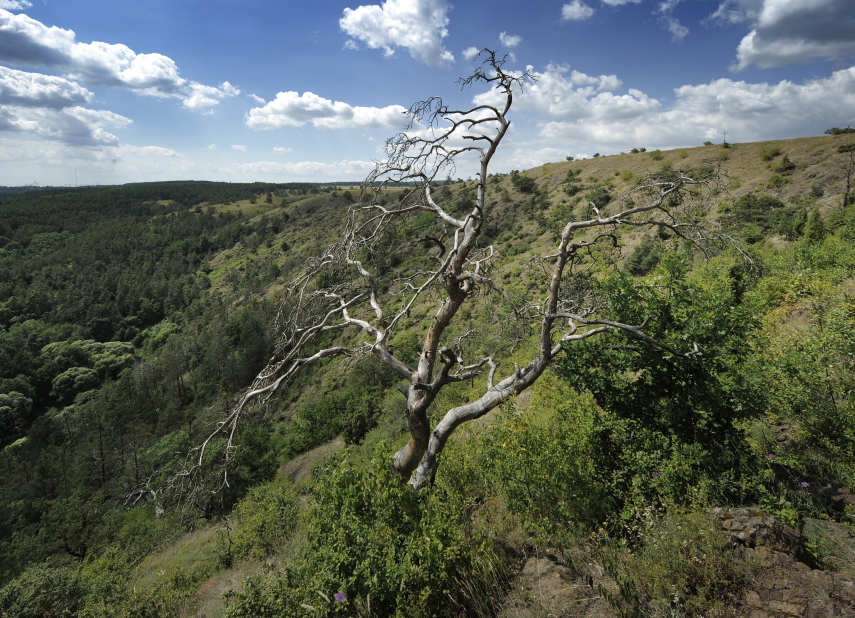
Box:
725 433 731 438
335 592 346 603
801 482 810 488
768 454 775 459
642 475 646 480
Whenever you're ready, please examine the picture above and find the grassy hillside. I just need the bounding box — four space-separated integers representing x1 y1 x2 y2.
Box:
1 133 855 617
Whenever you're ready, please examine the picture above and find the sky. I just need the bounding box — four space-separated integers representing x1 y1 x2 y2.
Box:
0 0 854 186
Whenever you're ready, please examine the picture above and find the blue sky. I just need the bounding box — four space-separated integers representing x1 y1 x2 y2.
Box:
1 0 854 186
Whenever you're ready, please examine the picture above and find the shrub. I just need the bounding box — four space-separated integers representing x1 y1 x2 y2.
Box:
227 477 300 562
0 564 81 618
224 446 502 617
758 144 782 161
649 149 664 161
804 210 826 244
624 236 661 275
810 184 824 198
703 141 713 146
770 154 796 175
825 126 855 135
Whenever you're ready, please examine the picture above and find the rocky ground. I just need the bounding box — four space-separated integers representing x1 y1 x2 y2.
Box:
501 508 855 617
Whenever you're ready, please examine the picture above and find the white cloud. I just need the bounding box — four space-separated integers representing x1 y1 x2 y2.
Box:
0 66 92 108
601 0 642 5
462 46 480 61
245 91 407 131
247 93 265 104
664 17 689 40
273 146 294 153
0 104 130 145
499 32 522 48
510 63 855 152
475 64 627 121
561 1 595 21
206 144 217 150
232 159 376 179
655 0 689 41
0 9 239 110
344 39 360 50
0 0 31 10
231 144 247 152
339 0 454 67
0 138 199 185
710 0 855 70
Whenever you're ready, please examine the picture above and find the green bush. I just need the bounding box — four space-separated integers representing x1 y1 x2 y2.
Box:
758 144 782 161
224 446 501 617
624 236 661 275
228 477 300 562
0 564 82 618
649 149 664 161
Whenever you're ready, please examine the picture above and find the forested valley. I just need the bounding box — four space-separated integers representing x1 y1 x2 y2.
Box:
2 134 855 617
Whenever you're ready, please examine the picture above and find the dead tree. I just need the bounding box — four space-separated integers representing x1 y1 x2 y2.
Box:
176 49 735 496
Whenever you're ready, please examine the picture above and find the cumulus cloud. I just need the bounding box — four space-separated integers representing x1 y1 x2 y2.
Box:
344 39 360 50
0 66 92 108
0 0 31 9
0 104 130 146
710 0 855 70
561 1 595 22
182 81 239 110
245 91 407 131
247 93 265 104
499 32 522 48
474 64 627 121
0 9 239 110
339 0 454 67
514 63 855 152
205 144 217 150
273 146 294 153
462 46 480 61
231 144 247 152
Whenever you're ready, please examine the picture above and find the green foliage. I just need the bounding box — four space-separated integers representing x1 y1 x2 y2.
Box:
649 149 664 161
825 126 855 135
803 210 826 244
586 184 612 210
624 236 661 275
720 193 806 239
509 170 537 193
555 254 765 521
758 144 782 161
225 446 499 618
228 477 300 562
626 511 745 614
770 153 796 175
0 563 82 618
703 141 713 146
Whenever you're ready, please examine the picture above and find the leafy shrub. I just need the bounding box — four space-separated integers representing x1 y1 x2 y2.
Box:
649 149 664 161
228 477 300 562
0 564 82 618
624 236 661 275
770 154 795 175
586 185 612 210
626 511 746 614
810 184 824 198
509 170 537 193
825 126 855 135
224 446 501 617
758 144 782 161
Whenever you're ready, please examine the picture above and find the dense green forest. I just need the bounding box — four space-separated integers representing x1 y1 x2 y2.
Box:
1 135 855 617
